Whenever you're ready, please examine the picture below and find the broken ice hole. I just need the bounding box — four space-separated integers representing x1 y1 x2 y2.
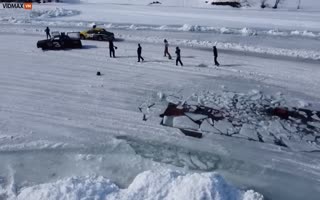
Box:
160 103 225 139
158 102 320 151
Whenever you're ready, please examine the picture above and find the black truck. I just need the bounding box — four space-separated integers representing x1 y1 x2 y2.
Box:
37 32 82 50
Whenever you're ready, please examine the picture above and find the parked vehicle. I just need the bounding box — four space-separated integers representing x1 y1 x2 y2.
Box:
37 32 82 50
80 28 115 41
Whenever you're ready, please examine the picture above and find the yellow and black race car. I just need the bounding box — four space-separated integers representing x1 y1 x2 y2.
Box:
80 28 115 41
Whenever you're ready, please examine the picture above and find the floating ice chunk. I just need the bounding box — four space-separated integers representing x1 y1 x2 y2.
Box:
239 124 259 141
200 119 221 134
166 96 180 104
257 128 275 144
214 120 234 134
268 120 290 137
163 116 174 127
281 137 320 152
312 114 320 121
307 121 320 129
173 116 199 130
185 112 208 121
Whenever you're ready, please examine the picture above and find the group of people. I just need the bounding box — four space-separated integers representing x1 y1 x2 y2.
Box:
108 39 220 66
44 26 220 66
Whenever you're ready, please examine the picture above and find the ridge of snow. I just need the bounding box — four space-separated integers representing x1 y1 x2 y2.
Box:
14 169 263 200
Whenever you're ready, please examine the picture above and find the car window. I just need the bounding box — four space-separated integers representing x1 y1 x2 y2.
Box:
87 30 94 34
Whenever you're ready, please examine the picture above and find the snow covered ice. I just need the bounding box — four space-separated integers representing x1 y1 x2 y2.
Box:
1 0 320 200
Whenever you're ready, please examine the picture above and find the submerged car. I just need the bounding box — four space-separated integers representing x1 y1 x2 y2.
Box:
37 32 82 50
80 28 115 41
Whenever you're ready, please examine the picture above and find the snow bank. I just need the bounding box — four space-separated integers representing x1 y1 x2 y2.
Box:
16 176 118 200
122 34 320 60
30 8 80 19
15 169 263 200
81 0 320 9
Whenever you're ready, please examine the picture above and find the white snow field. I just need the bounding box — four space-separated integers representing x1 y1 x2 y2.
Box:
0 0 320 200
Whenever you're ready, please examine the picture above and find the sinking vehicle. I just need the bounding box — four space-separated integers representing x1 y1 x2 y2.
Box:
37 32 82 50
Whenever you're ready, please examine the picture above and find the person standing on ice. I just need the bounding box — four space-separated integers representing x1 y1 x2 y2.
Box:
164 39 172 59
213 45 220 66
45 27 51 39
137 44 144 62
108 40 117 58
175 46 183 66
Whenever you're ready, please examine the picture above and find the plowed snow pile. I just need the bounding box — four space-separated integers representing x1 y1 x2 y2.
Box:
30 8 80 19
15 169 263 200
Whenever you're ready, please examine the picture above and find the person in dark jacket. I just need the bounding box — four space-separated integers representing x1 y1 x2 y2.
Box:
164 39 172 59
175 47 183 66
109 40 117 58
137 44 144 62
45 27 51 39
213 45 220 66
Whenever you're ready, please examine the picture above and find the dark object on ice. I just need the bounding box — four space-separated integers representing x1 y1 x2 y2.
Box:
37 32 82 50
160 103 224 122
273 0 280 9
160 103 225 139
267 107 320 125
213 46 220 66
92 25 96 29
160 103 185 117
270 107 289 119
180 129 203 139
164 39 172 59
210 1 241 8
45 26 51 39
175 47 183 66
137 44 144 62
149 1 162 5
109 40 117 58
96 71 101 76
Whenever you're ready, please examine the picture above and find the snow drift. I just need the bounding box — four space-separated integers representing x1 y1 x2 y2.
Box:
82 0 320 9
29 8 80 19
15 169 263 200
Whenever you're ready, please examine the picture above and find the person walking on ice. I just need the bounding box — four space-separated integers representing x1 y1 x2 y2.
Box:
137 44 144 62
175 46 183 66
109 40 117 58
45 27 51 39
213 44 220 66
164 39 172 59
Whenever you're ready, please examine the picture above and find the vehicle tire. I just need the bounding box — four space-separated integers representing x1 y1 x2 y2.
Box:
80 35 85 40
